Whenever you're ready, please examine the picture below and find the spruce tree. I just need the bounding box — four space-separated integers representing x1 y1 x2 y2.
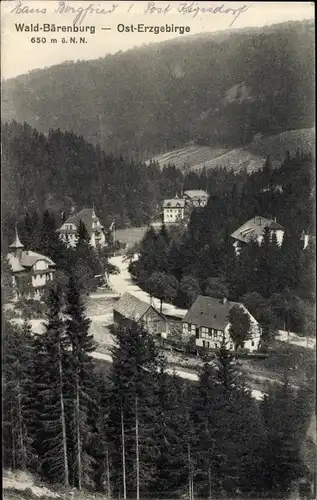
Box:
3 318 35 471
107 322 161 496
64 275 96 489
1 254 14 305
151 366 190 495
260 376 308 496
30 287 70 485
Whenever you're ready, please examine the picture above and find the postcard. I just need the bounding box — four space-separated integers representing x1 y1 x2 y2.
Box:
1 2 315 500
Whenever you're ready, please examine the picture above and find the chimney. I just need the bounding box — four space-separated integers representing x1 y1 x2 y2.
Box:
222 297 227 305
274 217 277 223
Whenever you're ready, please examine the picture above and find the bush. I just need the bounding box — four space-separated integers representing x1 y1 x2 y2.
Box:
15 298 47 319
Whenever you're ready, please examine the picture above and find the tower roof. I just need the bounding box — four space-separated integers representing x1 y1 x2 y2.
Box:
9 224 24 249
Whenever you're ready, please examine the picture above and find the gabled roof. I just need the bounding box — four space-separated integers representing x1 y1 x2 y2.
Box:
184 190 209 199
114 292 162 322
57 208 103 236
231 216 284 244
7 251 55 272
163 198 186 209
182 295 242 330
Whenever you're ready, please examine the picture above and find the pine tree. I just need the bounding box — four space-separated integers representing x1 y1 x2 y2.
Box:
1 254 14 305
210 344 265 494
64 275 96 489
30 287 70 485
256 226 280 297
107 322 161 496
3 318 34 471
77 220 91 245
260 376 308 496
151 366 191 495
228 305 252 351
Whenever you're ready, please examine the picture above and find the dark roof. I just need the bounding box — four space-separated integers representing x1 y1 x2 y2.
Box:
182 295 242 330
231 216 284 244
114 292 159 322
7 251 55 272
58 208 103 236
163 198 185 208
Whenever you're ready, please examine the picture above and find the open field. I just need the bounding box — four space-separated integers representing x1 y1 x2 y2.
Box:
115 227 148 249
147 128 315 173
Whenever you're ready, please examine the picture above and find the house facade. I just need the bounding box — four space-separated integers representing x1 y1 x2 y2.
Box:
163 196 185 224
7 227 56 301
231 216 284 255
182 295 261 352
57 207 106 248
113 292 168 338
183 190 209 208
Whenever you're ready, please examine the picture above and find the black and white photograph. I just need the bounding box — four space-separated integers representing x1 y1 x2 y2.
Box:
1 1 316 499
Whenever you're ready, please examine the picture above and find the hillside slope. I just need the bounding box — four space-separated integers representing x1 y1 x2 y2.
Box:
2 20 314 158
148 128 315 173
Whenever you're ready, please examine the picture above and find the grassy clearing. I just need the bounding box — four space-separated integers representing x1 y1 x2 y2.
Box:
148 128 315 174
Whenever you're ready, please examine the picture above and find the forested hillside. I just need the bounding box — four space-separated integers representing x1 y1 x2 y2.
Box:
1 120 183 241
2 20 314 158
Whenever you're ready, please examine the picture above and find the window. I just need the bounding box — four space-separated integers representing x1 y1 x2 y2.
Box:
202 340 206 348
214 330 218 338
251 340 255 347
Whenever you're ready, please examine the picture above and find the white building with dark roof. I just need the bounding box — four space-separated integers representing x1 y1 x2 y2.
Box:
7 226 56 301
57 207 106 248
163 196 186 224
231 215 285 255
183 190 209 208
182 295 261 352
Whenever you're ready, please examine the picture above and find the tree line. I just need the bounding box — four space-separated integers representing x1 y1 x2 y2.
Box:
2 285 315 498
2 20 314 157
1 120 184 238
130 151 315 337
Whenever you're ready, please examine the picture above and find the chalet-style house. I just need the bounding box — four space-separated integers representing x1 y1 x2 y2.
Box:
182 295 261 352
163 196 186 224
57 207 106 248
113 292 168 338
183 190 209 208
7 227 55 301
231 216 284 255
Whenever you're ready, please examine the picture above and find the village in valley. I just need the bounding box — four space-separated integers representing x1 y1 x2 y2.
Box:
1 6 316 500
2 134 316 500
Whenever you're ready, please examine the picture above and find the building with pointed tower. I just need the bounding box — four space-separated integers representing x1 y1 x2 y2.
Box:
7 225 56 301
57 207 106 248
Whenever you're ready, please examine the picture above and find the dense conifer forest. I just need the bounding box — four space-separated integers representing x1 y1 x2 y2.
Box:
2 289 315 498
1 120 183 243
